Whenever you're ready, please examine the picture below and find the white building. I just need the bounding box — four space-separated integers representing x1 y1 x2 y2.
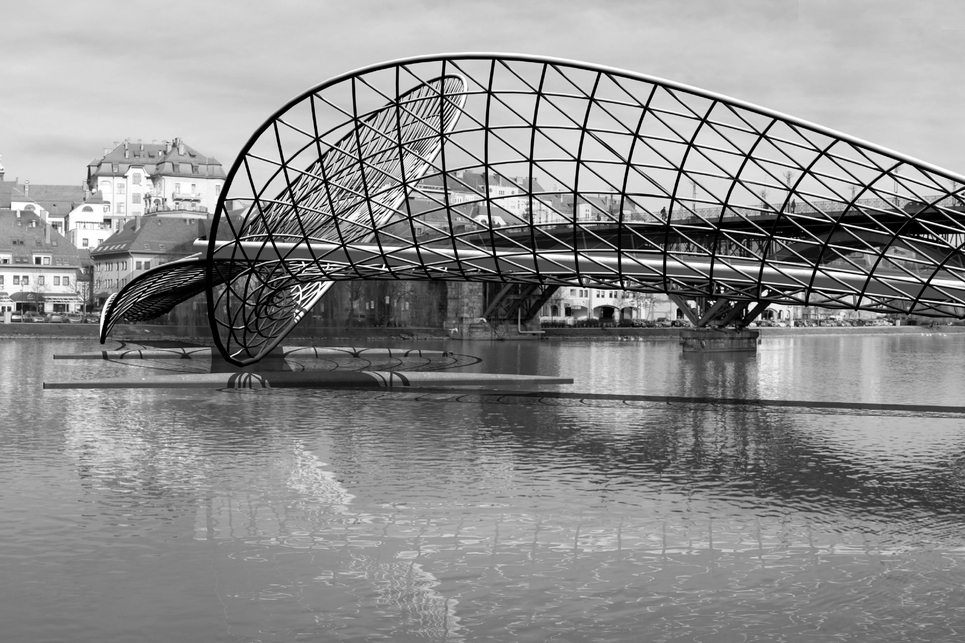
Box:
0 209 85 314
86 138 226 232
63 191 113 250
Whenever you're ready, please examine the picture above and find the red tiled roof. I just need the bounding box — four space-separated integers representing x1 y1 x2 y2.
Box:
13 184 86 218
90 213 237 258
0 209 81 265
86 138 226 181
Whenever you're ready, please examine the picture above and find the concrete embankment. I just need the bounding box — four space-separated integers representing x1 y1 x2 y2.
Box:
539 324 965 340
0 322 448 343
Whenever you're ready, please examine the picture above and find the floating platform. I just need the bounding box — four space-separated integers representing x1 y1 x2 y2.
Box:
53 346 449 361
680 328 760 352
43 370 573 390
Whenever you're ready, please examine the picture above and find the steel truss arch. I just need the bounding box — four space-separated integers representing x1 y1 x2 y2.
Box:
100 53 965 365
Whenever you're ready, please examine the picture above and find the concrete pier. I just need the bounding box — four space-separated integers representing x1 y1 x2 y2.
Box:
680 328 760 352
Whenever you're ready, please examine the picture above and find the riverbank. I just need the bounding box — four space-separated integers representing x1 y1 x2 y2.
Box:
0 322 449 343
4 321 964 343
539 324 965 340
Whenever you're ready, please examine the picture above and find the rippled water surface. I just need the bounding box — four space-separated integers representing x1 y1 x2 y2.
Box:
3 334 965 642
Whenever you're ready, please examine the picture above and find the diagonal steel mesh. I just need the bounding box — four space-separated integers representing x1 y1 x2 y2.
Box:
101 54 965 365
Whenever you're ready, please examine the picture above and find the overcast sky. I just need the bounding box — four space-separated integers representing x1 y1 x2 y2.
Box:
2 0 964 186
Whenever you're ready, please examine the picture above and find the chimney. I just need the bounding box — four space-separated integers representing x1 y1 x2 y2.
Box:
164 140 171 154
178 140 185 155
45 221 51 244
23 179 29 197
135 215 141 231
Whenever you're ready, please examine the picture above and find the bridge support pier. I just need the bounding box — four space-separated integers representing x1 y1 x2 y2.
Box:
680 328 760 353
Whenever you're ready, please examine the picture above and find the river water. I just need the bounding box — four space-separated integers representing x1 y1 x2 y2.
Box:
2 333 965 642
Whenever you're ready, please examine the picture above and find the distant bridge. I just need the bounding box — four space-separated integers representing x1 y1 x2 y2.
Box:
99 54 965 365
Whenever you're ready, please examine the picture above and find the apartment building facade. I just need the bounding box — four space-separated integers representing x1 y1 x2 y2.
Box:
86 138 226 232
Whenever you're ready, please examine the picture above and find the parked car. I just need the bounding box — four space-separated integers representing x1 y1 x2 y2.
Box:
22 312 45 323
9 311 23 323
65 313 84 323
45 312 71 323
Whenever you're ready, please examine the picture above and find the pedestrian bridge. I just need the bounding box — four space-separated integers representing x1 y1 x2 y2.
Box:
99 54 965 364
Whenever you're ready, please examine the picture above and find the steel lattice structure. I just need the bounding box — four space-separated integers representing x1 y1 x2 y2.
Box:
101 53 965 364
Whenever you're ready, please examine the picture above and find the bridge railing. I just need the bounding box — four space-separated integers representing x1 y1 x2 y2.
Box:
680 193 963 221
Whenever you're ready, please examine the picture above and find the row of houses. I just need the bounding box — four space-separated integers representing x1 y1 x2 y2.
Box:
0 140 225 316
0 142 803 325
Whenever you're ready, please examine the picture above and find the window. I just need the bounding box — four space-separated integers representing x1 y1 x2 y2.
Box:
13 276 19 286
143 260 150 270
82 238 89 247
54 276 61 286
132 193 141 204
63 276 69 286
82 205 93 212
34 257 42 265
21 276 28 286
132 173 141 185
38 276 45 286
135 261 142 270
174 184 181 194
117 203 125 214
0 276 3 285
116 183 125 194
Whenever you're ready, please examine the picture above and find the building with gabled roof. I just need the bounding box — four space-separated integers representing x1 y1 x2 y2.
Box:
63 190 113 251
6 182 88 234
0 209 85 314
86 138 226 233
88 210 235 308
